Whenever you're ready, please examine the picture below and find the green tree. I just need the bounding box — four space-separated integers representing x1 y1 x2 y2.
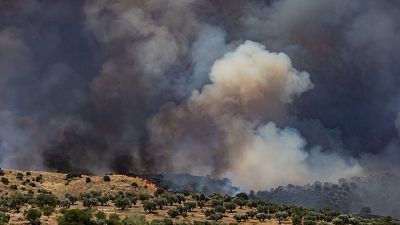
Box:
57 209 95 225
256 213 268 221
42 205 55 217
332 218 344 225
167 208 180 218
36 194 58 207
103 175 111 182
106 214 122 225
115 197 131 210
0 212 10 225
122 214 147 225
83 198 99 209
235 193 249 200
246 210 257 219
26 208 42 225
224 202 237 212
292 215 302 225
183 201 197 212
143 200 157 213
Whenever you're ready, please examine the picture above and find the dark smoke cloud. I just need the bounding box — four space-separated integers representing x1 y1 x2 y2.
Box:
0 0 400 202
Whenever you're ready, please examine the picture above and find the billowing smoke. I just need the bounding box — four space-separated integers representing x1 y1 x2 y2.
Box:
0 0 400 205
149 41 360 189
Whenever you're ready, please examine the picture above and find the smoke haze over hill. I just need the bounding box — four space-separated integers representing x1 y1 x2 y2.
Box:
1 0 400 203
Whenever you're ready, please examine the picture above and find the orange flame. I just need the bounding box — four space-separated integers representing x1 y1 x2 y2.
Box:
143 179 157 189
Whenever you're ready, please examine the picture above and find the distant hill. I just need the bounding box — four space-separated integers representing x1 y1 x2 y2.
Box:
255 174 400 218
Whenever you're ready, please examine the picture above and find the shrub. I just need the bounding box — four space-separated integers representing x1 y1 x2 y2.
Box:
65 193 78 205
86 177 91 183
103 176 111 182
10 184 18 190
235 193 249 200
26 172 32 176
42 205 55 217
0 212 10 225
332 218 345 225
83 198 99 209
36 194 58 207
214 205 226 214
292 215 302 225
16 173 24 180
1 178 9 185
208 212 223 222
131 182 138 188
106 214 122 225
167 208 180 218
184 201 197 212
59 198 72 208
246 210 257 218
0 169 4 177
35 175 43 182
304 220 317 225
115 197 131 210
143 200 157 213
256 213 268 221
25 208 42 225
224 202 237 212
57 209 94 225
122 214 147 225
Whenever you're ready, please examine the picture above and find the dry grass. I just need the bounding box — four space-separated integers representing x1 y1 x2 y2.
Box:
0 169 287 225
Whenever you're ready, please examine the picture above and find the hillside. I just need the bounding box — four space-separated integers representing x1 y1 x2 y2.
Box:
0 168 398 225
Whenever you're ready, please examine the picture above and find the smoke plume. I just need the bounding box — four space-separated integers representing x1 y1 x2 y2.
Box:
0 0 400 209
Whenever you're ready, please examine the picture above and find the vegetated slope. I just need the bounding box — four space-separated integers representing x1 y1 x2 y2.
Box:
0 168 155 197
255 174 400 218
139 173 240 195
0 168 398 225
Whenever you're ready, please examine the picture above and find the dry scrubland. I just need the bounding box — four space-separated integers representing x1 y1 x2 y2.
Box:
0 169 396 225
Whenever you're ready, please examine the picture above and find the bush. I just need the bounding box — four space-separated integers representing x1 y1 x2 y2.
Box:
304 220 317 225
214 205 226 214
59 198 72 208
235 193 249 200
224 202 237 212
208 212 223 222
0 169 4 177
0 212 10 225
143 200 157 213
57 209 94 225
115 197 131 210
246 210 257 218
42 205 55 217
332 218 344 225
184 201 197 212
10 184 18 190
86 177 91 183
106 214 122 225
25 208 42 225
16 173 24 180
26 172 32 176
65 193 78 205
167 208 180 218
103 176 111 182
1 178 9 185
122 214 147 225
256 213 268 221
35 175 43 182
36 194 58 207
292 215 302 225
83 198 99 209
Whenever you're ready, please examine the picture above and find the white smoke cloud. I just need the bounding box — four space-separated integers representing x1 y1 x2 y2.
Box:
149 40 361 190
